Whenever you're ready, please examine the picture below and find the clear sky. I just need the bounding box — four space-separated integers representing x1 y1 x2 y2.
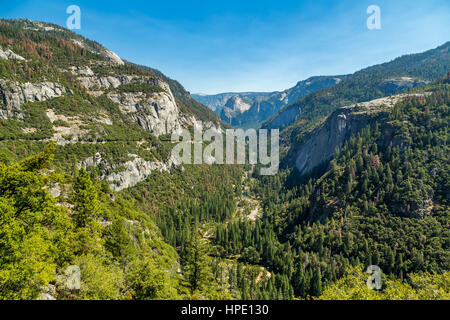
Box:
1 0 449 94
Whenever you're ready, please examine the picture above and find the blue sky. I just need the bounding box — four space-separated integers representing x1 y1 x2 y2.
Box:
1 0 449 94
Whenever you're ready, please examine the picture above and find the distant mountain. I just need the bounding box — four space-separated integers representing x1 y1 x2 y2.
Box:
193 76 341 128
264 42 450 138
192 91 274 114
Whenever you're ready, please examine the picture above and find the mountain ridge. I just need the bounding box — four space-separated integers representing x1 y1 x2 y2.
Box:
193 75 342 128
264 41 450 135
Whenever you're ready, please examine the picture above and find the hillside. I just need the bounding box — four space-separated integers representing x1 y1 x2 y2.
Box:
263 42 450 144
0 18 229 189
248 83 449 298
0 18 244 300
133 64 225 127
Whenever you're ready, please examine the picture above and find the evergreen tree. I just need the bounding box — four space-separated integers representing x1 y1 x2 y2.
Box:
183 229 214 295
311 268 323 297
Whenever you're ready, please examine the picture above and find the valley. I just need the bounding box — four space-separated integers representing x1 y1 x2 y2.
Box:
0 18 448 301
193 76 342 129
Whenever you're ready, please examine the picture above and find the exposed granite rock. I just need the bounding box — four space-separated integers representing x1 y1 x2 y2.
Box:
377 77 427 95
290 94 426 176
45 109 88 145
225 95 252 113
78 74 134 90
293 108 380 176
37 284 57 300
69 65 95 76
0 46 25 61
80 153 178 191
78 74 183 136
48 183 61 198
108 90 181 136
103 49 124 65
21 127 37 134
37 293 56 300
0 79 66 119
179 114 216 133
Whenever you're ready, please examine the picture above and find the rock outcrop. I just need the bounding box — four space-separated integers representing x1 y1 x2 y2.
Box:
80 153 177 191
45 109 90 145
77 74 182 136
290 94 425 176
78 74 138 90
103 49 125 65
0 46 25 61
108 90 181 136
0 79 66 119
377 77 427 95
69 66 95 76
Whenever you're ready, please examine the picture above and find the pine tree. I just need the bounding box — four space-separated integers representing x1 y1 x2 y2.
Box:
311 268 322 297
72 168 101 229
71 168 102 254
183 229 213 294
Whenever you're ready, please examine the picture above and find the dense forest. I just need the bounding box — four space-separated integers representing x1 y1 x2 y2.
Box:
0 19 448 300
241 84 449 298
2 84 447 300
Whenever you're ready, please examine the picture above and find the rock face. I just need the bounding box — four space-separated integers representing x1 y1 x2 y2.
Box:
225 95 252 113
103 49 125 65
45 110 90 145
292 109 379 176
78 74 140 90
290 94 421 176
377 77 427 95
108 90 181 136
78 74 182 136
0 79 66 119
0 72 185 141
69 66 95 76
0 46 25 61
220 95 253 124
80 153 177 191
